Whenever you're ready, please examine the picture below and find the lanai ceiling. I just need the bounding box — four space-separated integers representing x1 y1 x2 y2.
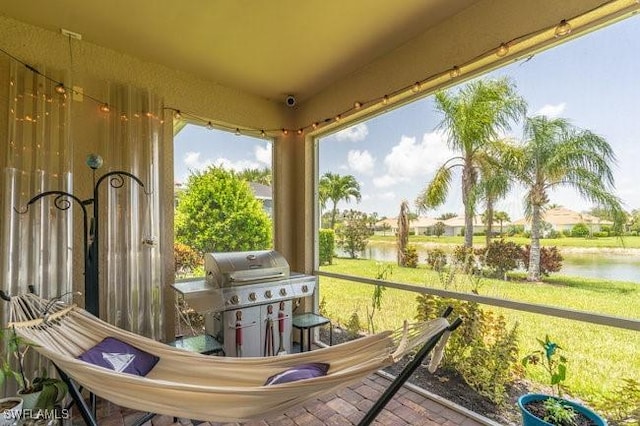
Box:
0 0 478 103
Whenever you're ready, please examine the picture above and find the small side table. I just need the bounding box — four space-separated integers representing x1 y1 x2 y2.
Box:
292 313 332 352
168 334 225 356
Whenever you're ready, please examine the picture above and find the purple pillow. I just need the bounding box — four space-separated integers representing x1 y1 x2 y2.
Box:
78 337 159 376
264 363 330 386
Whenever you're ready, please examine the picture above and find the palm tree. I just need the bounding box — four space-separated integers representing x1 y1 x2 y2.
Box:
319 172 362 228
509 116 623 281
416 78 526 248
476 151 512 246
494 211 511 235
237 167 272 185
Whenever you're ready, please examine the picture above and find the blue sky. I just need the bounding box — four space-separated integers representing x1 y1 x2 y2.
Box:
175 15 639 220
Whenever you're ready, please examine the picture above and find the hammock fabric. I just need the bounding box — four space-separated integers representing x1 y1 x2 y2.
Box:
9 293 451 423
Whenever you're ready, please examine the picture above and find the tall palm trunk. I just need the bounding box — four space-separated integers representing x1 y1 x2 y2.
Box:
330 201 338 228
462 161 475 248
485 200 494 247
527 203 542 281
397 200 409 266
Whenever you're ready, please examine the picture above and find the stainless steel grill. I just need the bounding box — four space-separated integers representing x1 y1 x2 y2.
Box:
173 250 316 357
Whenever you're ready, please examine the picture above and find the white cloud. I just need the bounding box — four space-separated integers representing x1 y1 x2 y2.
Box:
183 151 213 171
183 151 261 174
378 192 395 200
347 149 375 175
533 103 566 118
335 123 369 142
255 144 272 166
373 131 451 188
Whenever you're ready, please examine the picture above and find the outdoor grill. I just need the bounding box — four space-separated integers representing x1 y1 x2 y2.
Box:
173 250 316 357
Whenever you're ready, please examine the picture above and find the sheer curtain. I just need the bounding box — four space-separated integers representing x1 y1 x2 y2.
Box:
0 60 73 311
98 84 164 339
1 62 164 340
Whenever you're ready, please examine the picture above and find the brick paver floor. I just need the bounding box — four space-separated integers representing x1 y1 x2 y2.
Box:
72 373 491 426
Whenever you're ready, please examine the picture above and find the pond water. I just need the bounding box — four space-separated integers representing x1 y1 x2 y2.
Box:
343 243 640 283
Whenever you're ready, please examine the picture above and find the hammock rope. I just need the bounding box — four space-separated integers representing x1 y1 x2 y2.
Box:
9 293 452 423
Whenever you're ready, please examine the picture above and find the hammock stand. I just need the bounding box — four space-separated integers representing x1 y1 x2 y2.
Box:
3 292 461 426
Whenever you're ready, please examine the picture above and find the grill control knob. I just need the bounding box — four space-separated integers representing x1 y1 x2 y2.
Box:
265 290 272 299
279 288 287 296
302 285 308 293
248 292 257 301
230 295 239 305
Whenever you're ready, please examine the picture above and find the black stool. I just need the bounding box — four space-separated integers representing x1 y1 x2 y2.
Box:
292 313 332 352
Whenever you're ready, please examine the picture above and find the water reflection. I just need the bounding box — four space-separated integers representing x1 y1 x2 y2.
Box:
339 243 640 283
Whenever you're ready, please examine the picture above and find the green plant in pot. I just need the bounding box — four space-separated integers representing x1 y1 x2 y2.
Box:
518 335 607 426
4 327 67 412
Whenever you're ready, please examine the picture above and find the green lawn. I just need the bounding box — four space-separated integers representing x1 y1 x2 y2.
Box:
318 258 640 403
370 234 640 249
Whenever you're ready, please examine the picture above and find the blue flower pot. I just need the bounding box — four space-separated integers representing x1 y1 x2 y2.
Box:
517 393 607 426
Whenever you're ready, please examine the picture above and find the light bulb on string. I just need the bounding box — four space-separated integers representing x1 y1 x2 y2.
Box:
412 82 421 93
206 121 214 130
282 128 288 136
297 128 303 135
235 128 241 136
382 95 389 105
174 110 182 120
555 19 572 37
449 66 461 78
335 114 341 122
55 84 66 94
260 130 266 138
354 101 362 110
99 103 110 113
496 43 509 57
312 122 318 130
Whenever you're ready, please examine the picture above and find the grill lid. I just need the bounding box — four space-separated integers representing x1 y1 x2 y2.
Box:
205 250 290 288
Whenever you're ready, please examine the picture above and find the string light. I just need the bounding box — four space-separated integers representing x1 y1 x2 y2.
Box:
234 128 241 136
555 19 572 37
496 43 509 57
120 113 128 121
0 0 626 139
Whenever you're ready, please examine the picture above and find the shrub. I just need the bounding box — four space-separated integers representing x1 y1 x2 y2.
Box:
506 225 524 236
335 210 373 258
570 223 590 238
415 295 521 404
174 242 202 277
522 245 563 276
426 248 448 271
403 245 419 268
588 378 640 424
319 229 335 265
562 229 572 237
592 231 608 238
475 239 523 279
452 245 476 273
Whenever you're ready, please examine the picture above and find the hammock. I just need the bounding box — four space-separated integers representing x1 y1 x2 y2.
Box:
9 293 454 424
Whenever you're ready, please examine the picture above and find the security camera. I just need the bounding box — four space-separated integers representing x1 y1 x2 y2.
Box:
285 95 296 107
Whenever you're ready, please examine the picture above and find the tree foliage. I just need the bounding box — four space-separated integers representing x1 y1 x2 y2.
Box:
335 210 372 258
236 167 272 185
416 78 527 248
319 172 362 228
508 116 622 281
175 166 272 253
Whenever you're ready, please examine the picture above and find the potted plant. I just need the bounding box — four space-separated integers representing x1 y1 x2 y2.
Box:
1 329 24 425
3 327 67 412
518 335 607 426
